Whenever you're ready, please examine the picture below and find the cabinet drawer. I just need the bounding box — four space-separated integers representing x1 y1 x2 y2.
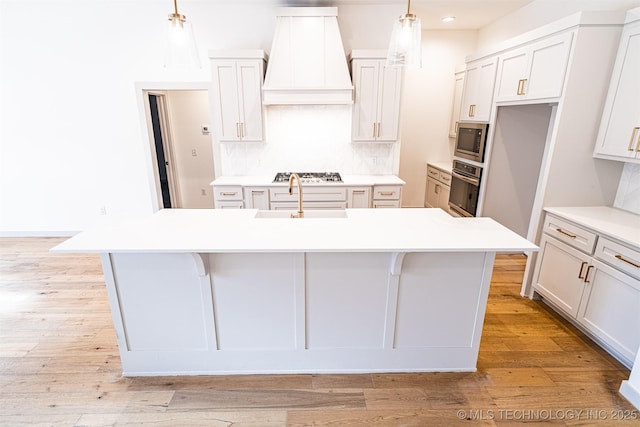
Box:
543 214 597 254
595 237 640 280
438 171 452 185
269 187 347 202
214 186 243 201
373 200 400 208
427 166 452 185
373 186 401 200
427 166 440 180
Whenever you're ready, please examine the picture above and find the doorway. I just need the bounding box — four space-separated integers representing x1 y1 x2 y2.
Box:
148 93 177 208
139 85 215 211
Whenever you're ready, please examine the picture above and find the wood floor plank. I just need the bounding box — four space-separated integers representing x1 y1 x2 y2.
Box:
0 238 636 426
168 389 366 411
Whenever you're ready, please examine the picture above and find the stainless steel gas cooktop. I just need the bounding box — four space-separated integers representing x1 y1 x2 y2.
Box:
273 172 343 183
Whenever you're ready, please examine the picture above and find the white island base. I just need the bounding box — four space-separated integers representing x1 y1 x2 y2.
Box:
54 208 536 376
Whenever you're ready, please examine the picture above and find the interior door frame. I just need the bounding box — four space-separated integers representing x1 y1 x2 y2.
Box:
135 82 214 212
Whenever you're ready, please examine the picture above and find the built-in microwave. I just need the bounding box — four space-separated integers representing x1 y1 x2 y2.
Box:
454 122 489 163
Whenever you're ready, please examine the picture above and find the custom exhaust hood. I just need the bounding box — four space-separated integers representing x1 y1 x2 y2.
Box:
262 7 354 105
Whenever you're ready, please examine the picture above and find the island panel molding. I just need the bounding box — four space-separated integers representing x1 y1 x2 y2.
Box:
53 208 536 376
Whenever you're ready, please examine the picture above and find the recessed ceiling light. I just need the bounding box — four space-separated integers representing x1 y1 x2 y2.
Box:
442 16 456 23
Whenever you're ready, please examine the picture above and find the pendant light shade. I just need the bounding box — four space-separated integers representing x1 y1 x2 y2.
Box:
386 0 422 68
164 0 201 68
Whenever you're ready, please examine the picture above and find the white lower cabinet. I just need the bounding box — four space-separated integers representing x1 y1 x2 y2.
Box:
424 164 451 213
244 187 269 210
372 185 402 208
347 187 371 208
213 185 244 209
533 213 640 367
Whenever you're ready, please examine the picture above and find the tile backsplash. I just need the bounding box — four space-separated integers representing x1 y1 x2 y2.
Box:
219 105 399 176
614 163 640 215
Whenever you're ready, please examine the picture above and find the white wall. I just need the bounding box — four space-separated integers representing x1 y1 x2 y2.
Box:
399 30 477 207
477 0 640 49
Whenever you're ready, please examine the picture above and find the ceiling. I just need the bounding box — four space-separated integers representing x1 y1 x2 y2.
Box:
275 0 537 30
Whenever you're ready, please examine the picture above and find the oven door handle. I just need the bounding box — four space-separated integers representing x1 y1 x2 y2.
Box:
452 171 480 186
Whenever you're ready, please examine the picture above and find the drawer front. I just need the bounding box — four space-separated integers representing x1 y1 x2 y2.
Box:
373 186 401 200
595 237 640 280
270 187 347 202
543 214 597 254
215 201 244 209
214 186 243 201
270 201 348 210
373 200 400 208
427 166 440 180
438 171 452 185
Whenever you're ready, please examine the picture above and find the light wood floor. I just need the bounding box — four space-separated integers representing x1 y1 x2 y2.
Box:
1 238 637 426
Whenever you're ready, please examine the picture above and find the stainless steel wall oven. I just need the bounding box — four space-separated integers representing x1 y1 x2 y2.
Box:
448 160 482 217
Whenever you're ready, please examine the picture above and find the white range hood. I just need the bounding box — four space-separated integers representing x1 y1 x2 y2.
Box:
262 7 354 105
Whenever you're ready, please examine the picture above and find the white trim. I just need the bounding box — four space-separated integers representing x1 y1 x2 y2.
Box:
620 380 640 410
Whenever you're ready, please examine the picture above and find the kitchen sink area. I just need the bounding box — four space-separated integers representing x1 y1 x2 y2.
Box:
253 209 348 219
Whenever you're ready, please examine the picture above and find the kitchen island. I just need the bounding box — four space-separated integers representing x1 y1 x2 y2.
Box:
52 208 536 376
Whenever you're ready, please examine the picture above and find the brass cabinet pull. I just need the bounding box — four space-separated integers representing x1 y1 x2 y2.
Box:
629 127 640 152
221 192 238 196
251 190 265 195
615 254 640 268
379 192 395 196
517 78 527 96
627 127 640 151
373 123 378 138
435 184 440 194
236 122 241 138
352 190 366 194
578 261 588 279
555 228 577 238
240 122 245 138
584 265 594 283
468 104 476 117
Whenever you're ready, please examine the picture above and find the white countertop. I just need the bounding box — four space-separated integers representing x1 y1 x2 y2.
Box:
427 162 452 173
211 174 406 187
544 206 640 249
52 208 537 254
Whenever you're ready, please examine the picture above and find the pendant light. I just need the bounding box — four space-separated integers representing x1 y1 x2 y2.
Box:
386 0 422 68
164 0 201 68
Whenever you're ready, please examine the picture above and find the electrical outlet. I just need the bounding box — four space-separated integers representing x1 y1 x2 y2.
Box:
371 157 377 165
192 149 197 156
201 189 206 196
201 125 210 134
99 206 107 215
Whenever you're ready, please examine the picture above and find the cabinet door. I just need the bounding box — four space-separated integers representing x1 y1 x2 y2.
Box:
236 61 265 141
594 24 640 161
211 61 242 141
244 187 269 210
376 64 402 141
577 259 640 365
425 178 439 208
496 32 573 102
449 71 465 138
352 60 380 141
347 187 371 208
525 32 573 100
495 47 529 102
437 183 451 212
533 235 590 317
460 57 497 121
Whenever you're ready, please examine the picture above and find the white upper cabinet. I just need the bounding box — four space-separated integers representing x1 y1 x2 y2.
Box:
495 32 574 102
210 50 267 142
449 68 465 138
351 51 402 142
459 56 497 122
593 18 640 162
